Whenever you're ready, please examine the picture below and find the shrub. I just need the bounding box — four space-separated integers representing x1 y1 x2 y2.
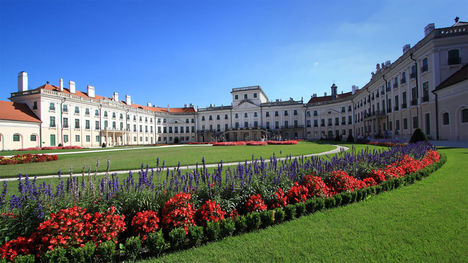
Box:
325 197 336 208
269 188 287 209
161 192 196 235
234 216 247 234
195 200 226 227
274 208 285 224
131 210 160 242
123 236 141 262
168 227 186 250
341 192 352 204
260 210 274 228
409 128 428 143
305 199 316 213
187 225 204 247
295 202 306 218
244 194 267 213
95 240 116 263
41 246 69 263
13 254 35 263
205 221 221 241
315 198 325 210
145 231 166 257
302 175 329 198
284 205 296 221
246 213 262 231
334 194 342 206
220 218 235 238
68 242 95 263
0 236 33 262
287 182 308 204
346 134 354 143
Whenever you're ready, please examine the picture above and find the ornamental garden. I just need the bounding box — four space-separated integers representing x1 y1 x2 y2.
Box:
0 132 451 262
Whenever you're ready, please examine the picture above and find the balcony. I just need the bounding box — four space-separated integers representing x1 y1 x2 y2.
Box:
448 57 461 65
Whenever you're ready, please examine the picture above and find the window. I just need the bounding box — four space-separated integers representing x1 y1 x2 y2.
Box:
266 112 270 117
62 104 68 112
235 113 239 118
402 92 407 108
85 108 90 115
95 109 99 116
422 82 429 102
235 95 238 100
293 110 298 116
294 120 298 128
74 106 79 114
411 87 418 105
174 127 178 133
30 134 36 141
104 111 108 117
266 121 270 129
244 94 247 99
401 72 406 84
314 111 318 116
244 121 248 128
404 118 408 129
209 115 212 121
314 120 318 127
112 112 116 118
49 102 55 111
96 135 100 142
224 124 228 130
169 127 172 133
13 134 20 142
105 120 109 128
442 112 449 125
63 135 69 143
244 113 248 118
33 101 37 110
341 107 345 113
113 122 116 129
75 119 80 129
235 122 239 128
307 120 311 127
191 118 195 123
158 127 161 133
63 117 68 128
86 135 90 142
394 77 398 88
284 121 288 128
254 112 258 117
75 135 80 142
275 121 279 129
50 116 56 127
448 49 461 65
95 121 100 130
85 120 90 129
224 114 228 120
396 120 400 130
216 115 220 120
120 113 123 119
253 93 257 98
335 118 339 125
410 65 416 78
284 110 288 116
413 116 419 129
202 116 205 121
394 95 399 111
462 109 468 123
422 58 428 72
275 111 279 117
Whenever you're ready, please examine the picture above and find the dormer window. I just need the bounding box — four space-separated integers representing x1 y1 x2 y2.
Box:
244 94 247 99
253 93 257 98
235 95 238 100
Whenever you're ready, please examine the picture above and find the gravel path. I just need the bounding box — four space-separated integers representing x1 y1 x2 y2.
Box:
1 144 349 182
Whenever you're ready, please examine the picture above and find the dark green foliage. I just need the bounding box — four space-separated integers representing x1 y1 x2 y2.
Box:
295 202 306 217
334 194 342 206
168 227 187 250
315 198 325 210
69 242 95 263
220 218 235 238
246 212 261 231
260 210 274 228
350 191 358 202
274 208 285 224
187 225 204 247
346 134 354 143
284 204 296 220
409 128 428 143
95 240 116 263
234 216 247 234
145 231 166 257
124 236 142 262
205 221 221 241
325 197 336 208
305 199 316 213
14 254 35 263
341 192 352 204
41 246 69 263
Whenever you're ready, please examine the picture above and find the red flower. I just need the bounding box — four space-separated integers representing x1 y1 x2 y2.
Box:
245 194 267 213
326 170 359 194
195 200 226 226
131 210 160 242
161 192 196 234
287 182 309 204
302 174 330 198
269 188 288 208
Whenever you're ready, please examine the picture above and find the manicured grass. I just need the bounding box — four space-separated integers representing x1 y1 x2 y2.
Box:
140 147 468 262
0 144 166 156
0 142 335 178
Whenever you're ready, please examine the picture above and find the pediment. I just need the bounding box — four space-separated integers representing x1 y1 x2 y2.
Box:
234 100 259 110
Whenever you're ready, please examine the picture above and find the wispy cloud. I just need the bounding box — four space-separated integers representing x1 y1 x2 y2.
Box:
336 21 386 37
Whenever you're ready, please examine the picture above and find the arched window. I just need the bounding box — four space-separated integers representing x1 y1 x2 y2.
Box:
13 133 21 142
462 109 468 123
442 112 449 125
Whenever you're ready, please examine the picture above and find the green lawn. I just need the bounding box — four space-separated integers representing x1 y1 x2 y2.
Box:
140 146 468 262
0 141 335 178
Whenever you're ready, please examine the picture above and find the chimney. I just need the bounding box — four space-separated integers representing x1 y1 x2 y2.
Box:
147 102 152 107
69 80 76 94
403 44 411 54
87 85 95 98
125 95 131 105
113 92 119 101
331 83 337 100
385 60 391 67
18 71 28 92
324 92 327 96
59 78 64 91
352 85 358 95
312 93 317 98
424 23 435 36
184 104 187 108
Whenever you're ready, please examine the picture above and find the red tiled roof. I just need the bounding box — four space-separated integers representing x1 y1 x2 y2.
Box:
307 91 355 104
0 101 41 123
434 64 468 92
35 84 196 113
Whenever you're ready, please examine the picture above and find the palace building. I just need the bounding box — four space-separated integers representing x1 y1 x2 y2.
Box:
1 19 467 150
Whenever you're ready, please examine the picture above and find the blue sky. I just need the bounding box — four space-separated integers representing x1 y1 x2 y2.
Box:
0 0 465 108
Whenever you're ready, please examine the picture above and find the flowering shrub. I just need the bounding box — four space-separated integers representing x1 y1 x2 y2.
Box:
228 209 240 221
287 182 309 204
0 236 33 262
266 140 298 145
269 188 288 208
195 200 225 226
244 194 267 213
0 154 58 165
131 210 160 242
362 177 377 187
326 170 359 194
302 174 329 198
369 169 387 183
212 141 247 146
246 141 268 146
161 192 196 234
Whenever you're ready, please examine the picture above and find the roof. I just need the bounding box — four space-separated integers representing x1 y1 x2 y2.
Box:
0 101 41 123
307 91 355 104
34 84 196 113
434 64 468 92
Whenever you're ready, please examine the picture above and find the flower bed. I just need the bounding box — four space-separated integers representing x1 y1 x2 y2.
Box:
0 154 58 165
0 142 445 262
267 140 298 145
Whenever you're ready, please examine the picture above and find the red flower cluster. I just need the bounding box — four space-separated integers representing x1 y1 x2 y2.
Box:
212 141 247 146
244 194 267 212
302 174 330 198
266 140 298 145
228 209 240 221
131 210 160 241
326 170 359 194
0 154 58 165
195 200 226 226
369 169 387 183
362 177 377 187
287 182 309 204
269 188 288 208
246 141 268 146
0 236 33 262
161 192 196 234
18 146 82 151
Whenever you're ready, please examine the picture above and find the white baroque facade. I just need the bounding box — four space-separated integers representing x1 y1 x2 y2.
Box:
1 19 467 150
